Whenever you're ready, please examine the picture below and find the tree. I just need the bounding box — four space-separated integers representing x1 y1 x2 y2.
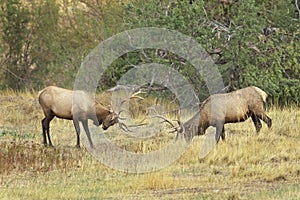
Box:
119 0 300 105
0 0 31 89
0 0 124 90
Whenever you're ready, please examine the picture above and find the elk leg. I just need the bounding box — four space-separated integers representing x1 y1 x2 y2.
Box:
251 114 262 133
42 115 54 147
47 117 54 147
82 120 94 148
73 119 81 148
221 126 225 141
257 114 272 128
215 123 224 143
42 118 47 145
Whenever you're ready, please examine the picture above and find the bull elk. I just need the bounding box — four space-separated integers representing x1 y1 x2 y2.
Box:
38 86 132 148
161 86 272 143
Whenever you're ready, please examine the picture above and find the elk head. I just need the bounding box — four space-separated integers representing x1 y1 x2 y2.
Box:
102 111 119 130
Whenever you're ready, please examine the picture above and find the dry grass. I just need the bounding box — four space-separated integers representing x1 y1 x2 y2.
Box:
0 90 299 199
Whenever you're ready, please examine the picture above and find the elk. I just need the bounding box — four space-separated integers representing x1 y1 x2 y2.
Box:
163 86 272 143
38 86 129 148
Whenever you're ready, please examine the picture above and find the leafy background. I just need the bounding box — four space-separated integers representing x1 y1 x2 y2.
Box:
0 0 299 105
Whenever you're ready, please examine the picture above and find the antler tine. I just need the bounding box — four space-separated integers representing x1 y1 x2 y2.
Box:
128 123 148 127
174 119 185 134
119 99 129 108
152 115 177 128
130 90 146 100
118 119 148 133
117 111 148 132
148 107 178 129
117 110 127 120
118 121 132 132
129 96 144 102
117 90 145 109
147 107 186 137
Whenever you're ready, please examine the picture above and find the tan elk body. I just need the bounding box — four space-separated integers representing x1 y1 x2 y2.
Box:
38 86 118 148
179 86 272 142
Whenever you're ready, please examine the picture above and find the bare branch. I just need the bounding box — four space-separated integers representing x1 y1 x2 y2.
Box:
202 6 208 19
296 0 300 19
1 67 26 82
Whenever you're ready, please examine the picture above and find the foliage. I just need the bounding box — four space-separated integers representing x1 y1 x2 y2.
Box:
0 0 299 105
0 0 123 90
121 0 300 105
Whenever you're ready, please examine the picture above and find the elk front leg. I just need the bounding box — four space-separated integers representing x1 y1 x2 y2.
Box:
215 122 224 143
82 120 94 148
73 119 81 148
221 126 225 141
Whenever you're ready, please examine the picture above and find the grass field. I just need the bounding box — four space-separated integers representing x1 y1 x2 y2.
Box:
0 90 299 199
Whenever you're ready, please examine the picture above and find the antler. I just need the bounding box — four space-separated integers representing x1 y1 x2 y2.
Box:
130 90 146 100
118 121 132 132
118 90 145 107
148 107 184 135
117 120 148 133
114 90 147 132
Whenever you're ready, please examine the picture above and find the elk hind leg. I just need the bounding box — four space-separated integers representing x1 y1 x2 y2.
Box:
42 115 54 147
42 118 47 146
257 113 272 128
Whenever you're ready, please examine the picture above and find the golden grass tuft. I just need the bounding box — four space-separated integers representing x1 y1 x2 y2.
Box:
140 173 177 190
